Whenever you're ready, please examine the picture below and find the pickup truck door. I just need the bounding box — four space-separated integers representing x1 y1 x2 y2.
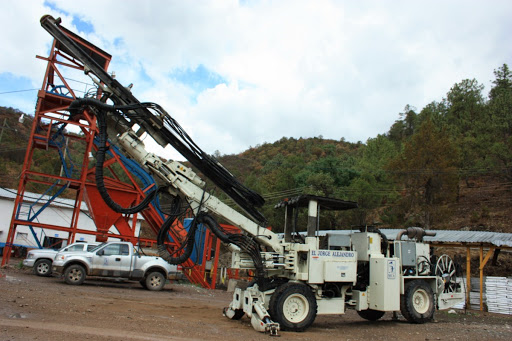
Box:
92 243 132 277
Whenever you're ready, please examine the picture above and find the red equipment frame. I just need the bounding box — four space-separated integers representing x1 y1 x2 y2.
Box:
1 25 229 289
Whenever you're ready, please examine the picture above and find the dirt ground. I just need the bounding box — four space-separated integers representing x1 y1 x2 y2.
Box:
1 261 511 341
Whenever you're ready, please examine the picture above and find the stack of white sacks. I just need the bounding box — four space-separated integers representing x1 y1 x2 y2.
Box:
451 276 511 315
469 277 484 310
485 276 512 315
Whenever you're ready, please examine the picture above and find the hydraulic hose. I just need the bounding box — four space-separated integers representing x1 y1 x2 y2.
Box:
69 98 267 273
155 192 201 265
199 214 265 281
69 98 159 215
157 214 198 265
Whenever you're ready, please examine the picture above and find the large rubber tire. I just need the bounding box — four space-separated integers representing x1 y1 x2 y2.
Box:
269 282 317 332
139 279 148 289
34 259 52 277
145 271 166 291
63 264 86 285
400 280 435 324
357 309 385 321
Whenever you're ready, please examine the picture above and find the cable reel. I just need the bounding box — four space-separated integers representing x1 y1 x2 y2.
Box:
435 254 458 293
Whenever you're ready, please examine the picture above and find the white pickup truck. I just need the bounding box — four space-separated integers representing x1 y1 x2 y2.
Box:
23 241 100 277
52 241 176 291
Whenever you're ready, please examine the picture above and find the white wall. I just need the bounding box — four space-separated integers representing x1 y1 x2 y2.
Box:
0 191 141 249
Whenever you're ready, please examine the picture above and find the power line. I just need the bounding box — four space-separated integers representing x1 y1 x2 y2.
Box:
0 86 90 96
0 89 39 95
63 77 94 87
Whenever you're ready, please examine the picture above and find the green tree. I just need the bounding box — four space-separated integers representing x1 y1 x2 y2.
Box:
344 175 383 226
388 105 418 144
389 119 459 227
444 78 485 134
487 64 512 180
337 135 400 225
304 172 335 197
358 135 398 180
417 101 447 128
442 79 486 184
489 64 512 100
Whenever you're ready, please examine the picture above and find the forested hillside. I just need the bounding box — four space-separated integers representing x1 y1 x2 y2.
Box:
0 107 32 188
216 64 512 233
0 107 91 195
1 64 511 234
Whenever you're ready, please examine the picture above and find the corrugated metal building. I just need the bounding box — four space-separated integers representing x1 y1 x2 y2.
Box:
0 188 141 250
319 228 512 248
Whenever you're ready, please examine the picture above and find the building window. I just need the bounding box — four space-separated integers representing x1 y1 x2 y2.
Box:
15 232 28 241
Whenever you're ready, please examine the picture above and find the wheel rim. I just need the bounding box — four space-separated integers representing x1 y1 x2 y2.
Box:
68 268 82 282
37 263 49 274
149 275 161 288
412 288 429 314
282 293 309 323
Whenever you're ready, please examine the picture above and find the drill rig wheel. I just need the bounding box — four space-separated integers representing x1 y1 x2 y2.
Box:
357 309 385 321
400 280 435 324
269 282 317 332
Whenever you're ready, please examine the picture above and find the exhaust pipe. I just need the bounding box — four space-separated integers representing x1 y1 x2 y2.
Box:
396 227 436 242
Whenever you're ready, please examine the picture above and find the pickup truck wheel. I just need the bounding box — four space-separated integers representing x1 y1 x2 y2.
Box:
34 259 52 277
139 279 148 289
64 264 86 285
145 271 166 291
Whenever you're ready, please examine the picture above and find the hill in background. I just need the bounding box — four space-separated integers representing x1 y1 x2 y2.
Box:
1 64 511 236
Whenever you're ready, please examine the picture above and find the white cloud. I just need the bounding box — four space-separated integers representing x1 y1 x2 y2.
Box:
0 0 511 160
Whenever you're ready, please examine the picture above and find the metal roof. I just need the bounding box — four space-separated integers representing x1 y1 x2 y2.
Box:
317 228 512 248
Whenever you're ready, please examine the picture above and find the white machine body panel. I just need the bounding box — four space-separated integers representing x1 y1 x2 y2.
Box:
351 232 382 261
308 250 357 284
368 257 400 311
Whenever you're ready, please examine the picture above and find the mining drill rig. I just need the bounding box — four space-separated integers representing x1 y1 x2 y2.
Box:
39 15 464 335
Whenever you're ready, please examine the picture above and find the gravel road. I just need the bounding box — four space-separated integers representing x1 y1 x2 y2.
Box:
1 264 511 341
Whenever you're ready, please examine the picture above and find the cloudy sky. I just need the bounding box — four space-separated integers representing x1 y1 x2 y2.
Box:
0 0 511 161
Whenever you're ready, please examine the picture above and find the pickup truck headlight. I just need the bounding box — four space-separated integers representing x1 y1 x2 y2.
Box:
27 253 34 259
56 255 67 261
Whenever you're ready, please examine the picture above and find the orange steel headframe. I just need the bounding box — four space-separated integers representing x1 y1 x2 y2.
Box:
1 23 229 289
